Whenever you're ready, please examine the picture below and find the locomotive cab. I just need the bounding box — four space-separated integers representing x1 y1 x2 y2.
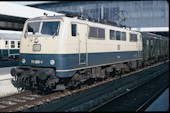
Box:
21 17 62 67
11 16 66 91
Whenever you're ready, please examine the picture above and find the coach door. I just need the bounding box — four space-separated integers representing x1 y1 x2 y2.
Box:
138 34 142 58
77 23 88 65
5 40 10 58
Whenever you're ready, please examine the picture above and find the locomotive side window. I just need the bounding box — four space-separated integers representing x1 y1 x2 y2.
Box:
71 24 77 36
122 32 126 41
110 30 115 40
89 27 105 39
116 31 121 40
89 27 97 38
130 33 137 42
11 41 15 48
98 28 105 39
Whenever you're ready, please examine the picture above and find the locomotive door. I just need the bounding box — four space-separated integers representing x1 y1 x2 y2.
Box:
77 23 88 65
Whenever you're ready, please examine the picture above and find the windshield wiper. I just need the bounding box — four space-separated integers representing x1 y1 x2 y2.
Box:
52 24 60 38
52 31 58 38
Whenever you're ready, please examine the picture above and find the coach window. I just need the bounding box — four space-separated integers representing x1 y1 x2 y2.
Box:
11 41 15 48
151 40 153 45
5 41 8 48
116 31 121 40
18 41 20 48
147 40 149 46
110 30 115 40
122 32 126 41
71 24 77 36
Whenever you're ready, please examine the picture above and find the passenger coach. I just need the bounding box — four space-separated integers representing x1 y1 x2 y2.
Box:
0 33 21 60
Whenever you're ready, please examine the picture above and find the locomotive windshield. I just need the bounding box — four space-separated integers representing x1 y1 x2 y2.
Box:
25 21 60 37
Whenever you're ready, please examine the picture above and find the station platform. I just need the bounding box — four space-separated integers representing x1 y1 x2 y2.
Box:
0 67 19 97
145 88 169 112
0 66 16 79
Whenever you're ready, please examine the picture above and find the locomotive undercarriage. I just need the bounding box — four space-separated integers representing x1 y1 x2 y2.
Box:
144 54 169 66
11 60 145 93
63 60 143 89
11 67 65 92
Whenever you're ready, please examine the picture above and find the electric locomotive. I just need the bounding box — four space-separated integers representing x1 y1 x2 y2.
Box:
10 15 168 91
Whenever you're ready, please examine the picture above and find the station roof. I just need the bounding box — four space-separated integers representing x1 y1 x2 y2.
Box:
0 2 63 31
0 2 62 18
0 32 21 40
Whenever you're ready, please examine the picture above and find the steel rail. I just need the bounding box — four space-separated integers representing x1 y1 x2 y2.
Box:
135 84 169 112
0 60 168 112
89 67 169 112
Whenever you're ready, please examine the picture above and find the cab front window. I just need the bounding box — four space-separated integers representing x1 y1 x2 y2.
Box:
25 21 60 37
27 22 40 35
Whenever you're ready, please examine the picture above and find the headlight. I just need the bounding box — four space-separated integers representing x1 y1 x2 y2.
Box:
22 58 26 64
33 44 41 51
50 60 55 65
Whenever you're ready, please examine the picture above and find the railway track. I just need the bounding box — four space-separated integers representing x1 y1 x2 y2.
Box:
24 61 169 112
0 88 78 112
90 68 169 112
0 91 41 112
0 60 168 112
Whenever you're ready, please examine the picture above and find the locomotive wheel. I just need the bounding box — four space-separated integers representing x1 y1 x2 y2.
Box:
38 70 48 80
17 87 24 92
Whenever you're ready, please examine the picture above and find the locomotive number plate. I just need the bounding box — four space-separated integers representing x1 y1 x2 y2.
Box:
33 44 41 51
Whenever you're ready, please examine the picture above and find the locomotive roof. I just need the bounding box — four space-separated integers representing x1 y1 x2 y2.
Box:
27 15 140 34
0 33 21 40
27 15 65 21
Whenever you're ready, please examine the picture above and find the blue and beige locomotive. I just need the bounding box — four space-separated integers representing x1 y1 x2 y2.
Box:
0 33 21 60
10 15 169 91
